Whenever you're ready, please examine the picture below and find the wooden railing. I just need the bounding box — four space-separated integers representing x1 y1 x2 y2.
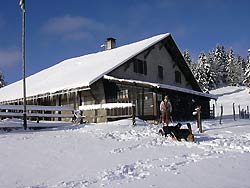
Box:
0 104 75 123
79 103 136 125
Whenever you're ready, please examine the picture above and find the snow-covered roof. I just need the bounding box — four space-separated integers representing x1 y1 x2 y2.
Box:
104 75 218 100
0 33 170 103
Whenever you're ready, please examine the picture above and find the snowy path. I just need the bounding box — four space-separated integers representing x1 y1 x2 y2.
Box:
1 118 250 188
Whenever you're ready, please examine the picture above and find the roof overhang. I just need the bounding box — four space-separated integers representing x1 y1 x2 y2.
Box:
0 87 91 104
104 75 218 100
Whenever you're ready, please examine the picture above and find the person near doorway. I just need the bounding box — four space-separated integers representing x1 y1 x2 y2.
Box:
160 95 172 125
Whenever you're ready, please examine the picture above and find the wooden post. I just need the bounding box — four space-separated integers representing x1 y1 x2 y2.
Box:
142 87 144 117
219 105 223 124
247 106 249 119
194 105 202 133
213 104 215 119
151 94 154 123
94 109 97 123
132 105 136 126
238 105 241 119
197 108 202 133
233 103 236 121
80 110 83 124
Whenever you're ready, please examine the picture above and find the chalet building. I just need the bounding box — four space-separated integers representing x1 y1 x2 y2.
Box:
0 33 217 123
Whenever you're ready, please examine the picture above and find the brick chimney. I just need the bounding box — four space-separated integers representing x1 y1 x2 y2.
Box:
106 37 116 50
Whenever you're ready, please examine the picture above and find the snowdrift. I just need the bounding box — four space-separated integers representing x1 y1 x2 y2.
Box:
0 86 250 188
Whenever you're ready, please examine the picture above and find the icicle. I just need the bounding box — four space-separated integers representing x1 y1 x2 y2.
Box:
67 90 70 104
75 90 78 98
49 94 52 102
50 95 52 103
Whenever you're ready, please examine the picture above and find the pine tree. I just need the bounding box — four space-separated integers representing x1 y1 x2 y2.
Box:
206 51 217 90
195 52 209 92
0 71 6 88
226 48 245 86
227 48 238 86
183 50 192 66
235 55 245 86
186 45 248 90
183 49 198 78
213 45 228 86
243 55 250 86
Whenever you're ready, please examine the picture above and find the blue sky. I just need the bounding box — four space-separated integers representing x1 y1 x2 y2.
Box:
0 0 250 84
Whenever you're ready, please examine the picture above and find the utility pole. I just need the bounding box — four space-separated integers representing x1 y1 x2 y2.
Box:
20 0 27 130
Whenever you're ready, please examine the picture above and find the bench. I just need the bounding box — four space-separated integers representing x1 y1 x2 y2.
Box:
0 104 76 123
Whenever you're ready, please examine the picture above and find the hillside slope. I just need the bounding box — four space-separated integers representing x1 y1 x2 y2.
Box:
210 86 250 116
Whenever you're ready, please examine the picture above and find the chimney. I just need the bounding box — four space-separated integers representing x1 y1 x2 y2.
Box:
106 37 116 50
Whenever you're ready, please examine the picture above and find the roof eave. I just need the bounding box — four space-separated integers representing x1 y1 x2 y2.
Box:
103 75 218 100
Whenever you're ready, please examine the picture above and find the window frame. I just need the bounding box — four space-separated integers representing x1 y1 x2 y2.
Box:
158 65 163 80
133 59 147 75
175 70 182 83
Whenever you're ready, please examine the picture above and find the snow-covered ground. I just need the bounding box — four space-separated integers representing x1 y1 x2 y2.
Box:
210 86 250 117
1 86 250 188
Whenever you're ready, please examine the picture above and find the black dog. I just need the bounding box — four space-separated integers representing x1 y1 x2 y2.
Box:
159 123 194 142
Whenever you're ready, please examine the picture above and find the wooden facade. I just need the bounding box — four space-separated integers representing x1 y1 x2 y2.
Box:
102 79 211 122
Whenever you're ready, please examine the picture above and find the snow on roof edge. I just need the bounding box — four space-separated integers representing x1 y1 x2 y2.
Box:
0 86 91 104
79 103 135 111
104 75 218 100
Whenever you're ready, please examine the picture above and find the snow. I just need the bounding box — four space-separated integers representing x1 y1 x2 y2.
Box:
1 86 250 188
0 104 74 111
79 103 134 111
0 33 169 103
210 86 250 116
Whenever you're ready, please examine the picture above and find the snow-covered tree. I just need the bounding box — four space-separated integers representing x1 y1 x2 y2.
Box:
244 55 250 86
185 45 248 90
227 50 244 86
183 49 197 78
235 55 245 86
206 51 217 90
183 50 192 66
213 45 228 86
0 71 6 88
194 52 209 92
227 48 238 86
194 52 217 92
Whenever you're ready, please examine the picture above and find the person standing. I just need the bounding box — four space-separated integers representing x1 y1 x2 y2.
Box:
160 95 172 125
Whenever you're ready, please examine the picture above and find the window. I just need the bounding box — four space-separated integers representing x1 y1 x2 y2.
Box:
138 60 143 74
175 70 181 83
158 65 163 80
117 89 129 100
133 59 147 75
133 61 138 73
143 61 147 75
